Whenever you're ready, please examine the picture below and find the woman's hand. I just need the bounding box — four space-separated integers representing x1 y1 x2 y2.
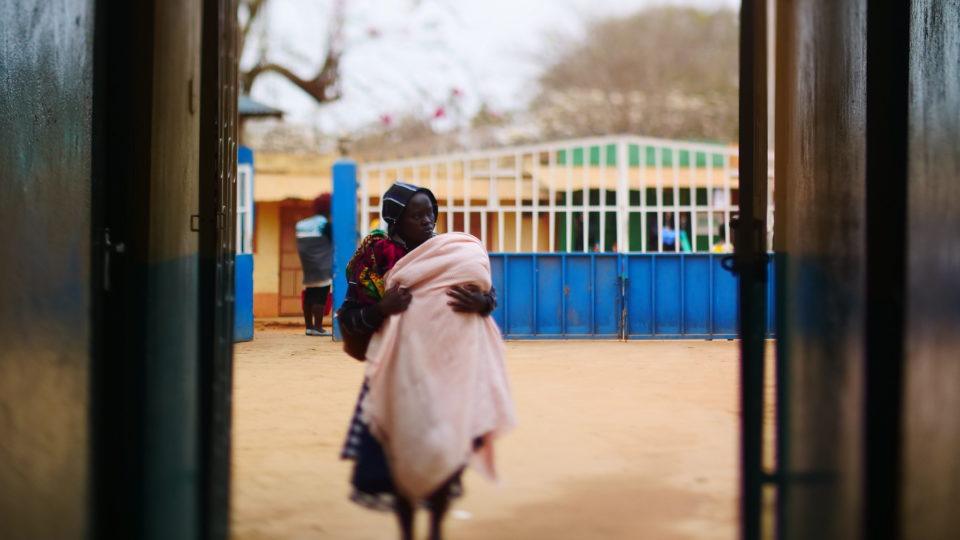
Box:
377 285 412 316
446 284 491 313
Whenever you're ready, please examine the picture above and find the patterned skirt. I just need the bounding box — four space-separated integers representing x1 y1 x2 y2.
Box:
340 380 463 512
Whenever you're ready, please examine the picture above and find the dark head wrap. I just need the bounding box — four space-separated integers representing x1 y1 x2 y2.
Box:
381 181 438 235
312 192 331 216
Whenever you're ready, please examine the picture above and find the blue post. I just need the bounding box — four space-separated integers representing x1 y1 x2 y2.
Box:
234 145 255 342
332 160 358 341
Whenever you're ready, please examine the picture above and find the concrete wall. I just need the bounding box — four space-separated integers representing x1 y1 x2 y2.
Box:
0 1 96 537
775 2 867 538
902 2 960 537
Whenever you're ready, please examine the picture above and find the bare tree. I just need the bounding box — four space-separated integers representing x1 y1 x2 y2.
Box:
238 0 476 144
239 0 345 104
532 7 739 142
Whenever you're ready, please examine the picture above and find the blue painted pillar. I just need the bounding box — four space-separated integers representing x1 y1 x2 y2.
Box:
234 145 255 342
332 159 358 341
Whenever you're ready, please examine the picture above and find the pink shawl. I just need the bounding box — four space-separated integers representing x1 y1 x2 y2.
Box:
362 232 517 499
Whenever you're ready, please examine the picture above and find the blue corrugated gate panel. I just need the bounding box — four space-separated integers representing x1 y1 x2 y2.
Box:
655 257 682 335
625 257 653 336
594 256 620 336
712 257 738 336
506 255 535 335
488 253 769 340
537 256 563 335
565 257 593 334
683 256 711 335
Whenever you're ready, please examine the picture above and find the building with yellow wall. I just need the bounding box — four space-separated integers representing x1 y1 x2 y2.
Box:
252 152 333 317
252 138 749 317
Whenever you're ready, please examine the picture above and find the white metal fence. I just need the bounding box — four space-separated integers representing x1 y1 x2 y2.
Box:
359 135 774 253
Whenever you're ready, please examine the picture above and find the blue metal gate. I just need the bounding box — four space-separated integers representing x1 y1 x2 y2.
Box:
489 253 775 339
333 151 776 341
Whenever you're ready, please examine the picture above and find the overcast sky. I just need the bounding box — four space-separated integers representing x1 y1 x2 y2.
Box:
246 0 739 134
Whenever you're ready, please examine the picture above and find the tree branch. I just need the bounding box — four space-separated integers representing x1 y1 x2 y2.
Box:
239 0 268 60
242 61 342 104
239 0 344 105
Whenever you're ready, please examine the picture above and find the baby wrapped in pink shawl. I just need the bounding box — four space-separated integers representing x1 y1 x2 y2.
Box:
362 232 517 500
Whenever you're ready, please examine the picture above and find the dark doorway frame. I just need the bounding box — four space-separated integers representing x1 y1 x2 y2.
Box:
744 2 913 539
863 3 909 539
90 1 238 538
737 1 769 539
80 0 936 538
90 0 158 535
198 0 239 538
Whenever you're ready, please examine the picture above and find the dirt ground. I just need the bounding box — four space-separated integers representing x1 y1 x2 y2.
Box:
231 328 739 540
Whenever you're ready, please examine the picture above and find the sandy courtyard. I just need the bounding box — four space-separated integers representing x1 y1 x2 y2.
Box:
231 328 739 540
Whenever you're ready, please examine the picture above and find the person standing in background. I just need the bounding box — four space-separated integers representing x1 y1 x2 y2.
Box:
296 193 333 336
